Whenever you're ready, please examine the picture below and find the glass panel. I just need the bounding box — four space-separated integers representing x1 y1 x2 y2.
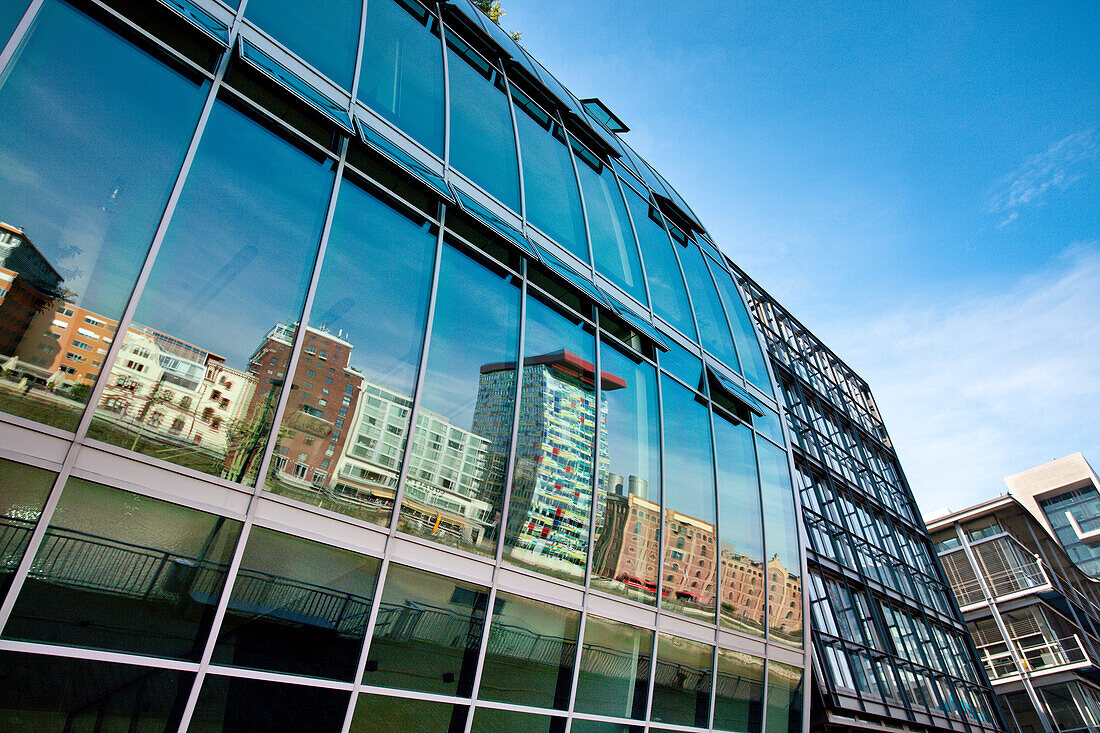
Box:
244 0 359 88
4 478 241 659
651 633 713 728
263 174 435 526
713 649 764 732
591 338 660 604
470 707 566 732
679 243 739 371
397 242 520 556
573 615 652 720
660 340 704 393
188 675 349 733
708 261 772 395
365 563 488 696
765 662 804 733
358 0 444 155
714 416 765 637
623 190 695 339
89 98 334 483
503 293 597 582
1 2 29 45
512 92 587 261
348 693 467 733
446 32 520 212
573 146 647 304
477 591 580 710
0 0 206 431
0 651 193 731
212 527 380 680
660 376 717 620
754 406 784 445
758 438 803 647
0 458 56 597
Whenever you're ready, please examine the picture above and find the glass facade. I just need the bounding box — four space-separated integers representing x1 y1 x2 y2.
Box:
0 1 808 731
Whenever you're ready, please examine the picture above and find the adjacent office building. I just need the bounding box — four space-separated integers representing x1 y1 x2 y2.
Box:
927 455 1100 733
0 1 997 731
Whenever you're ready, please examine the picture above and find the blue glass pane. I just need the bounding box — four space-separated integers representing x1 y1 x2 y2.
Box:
757 438 802 647
398 242 521 557
90 99 335 482
679 243 738 371
513 98 587 261
532 243 608 309
0 2 29 47
573 143 647 303
660 341 703 393
239 38 354 132
713 415 764 637
454 188 536 260
659 376 717 620
708 259 772 394
159 0 230 44
244 0 359 88
446 33 520 212
358 0 445 155
0 0 208 431
622 190 696 340
592 338 661 605
356 117 451 201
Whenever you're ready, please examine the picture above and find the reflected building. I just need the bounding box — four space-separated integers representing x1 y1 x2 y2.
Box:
475 350 619 573
0 222 63 361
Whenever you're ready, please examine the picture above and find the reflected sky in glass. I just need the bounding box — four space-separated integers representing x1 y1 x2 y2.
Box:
244 0 360 88
679 243 738 371
708 261 772 394
660 377 715 525
622 191 696 340
358 0 444 155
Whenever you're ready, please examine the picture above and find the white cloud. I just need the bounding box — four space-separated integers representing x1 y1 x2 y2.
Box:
828 245 1100 515
987 129 1097 217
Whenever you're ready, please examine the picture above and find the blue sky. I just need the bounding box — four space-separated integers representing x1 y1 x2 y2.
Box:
502 0 1100 513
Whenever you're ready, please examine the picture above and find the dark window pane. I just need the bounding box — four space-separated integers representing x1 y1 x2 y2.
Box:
0 651 192 731
89 99 334 483
0 0 206 431
623 191 695 339
503 294 597 582
446 33 520 212
348 693 467 733
713 649 764 732
591 339 660 604
714 416 765 637
264 175 435 526
660 377 717 620
5 478 241 659
765 662 804 733
570 721 643 733
573 146 647 303
651 633 713 728
188 675 349 733
709 262 772 395
365 563 488 696
477 591 579 710
212 527 380 680
397 242 520 556
244 0 360 88
471 707 566 732
758 438 803 647
679 244 739 371
513 93 587 261
0 458 55 598
573 615 652 719
358 0 444 155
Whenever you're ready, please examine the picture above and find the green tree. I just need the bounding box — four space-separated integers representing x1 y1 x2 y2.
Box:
472 0 521 41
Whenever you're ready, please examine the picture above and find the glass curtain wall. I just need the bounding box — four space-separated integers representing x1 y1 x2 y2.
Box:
0 2 807 732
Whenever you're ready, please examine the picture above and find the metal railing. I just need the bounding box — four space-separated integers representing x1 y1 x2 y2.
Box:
950 560 1048 606
979 634 1090 681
